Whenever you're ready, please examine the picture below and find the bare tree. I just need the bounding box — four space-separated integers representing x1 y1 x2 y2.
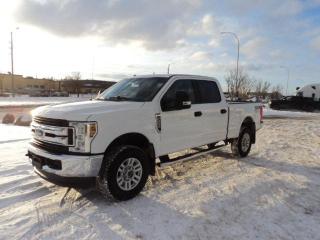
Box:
270 85 283 100
255 80 271 99
63 72 81 97
225 67 253 100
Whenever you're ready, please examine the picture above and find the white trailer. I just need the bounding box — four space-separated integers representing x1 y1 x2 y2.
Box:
296 84 320 101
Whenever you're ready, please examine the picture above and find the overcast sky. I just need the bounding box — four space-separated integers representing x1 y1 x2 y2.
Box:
0 0 320 93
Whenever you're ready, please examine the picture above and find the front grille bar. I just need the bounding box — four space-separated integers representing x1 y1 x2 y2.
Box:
33 116 69 127
31 139 69 154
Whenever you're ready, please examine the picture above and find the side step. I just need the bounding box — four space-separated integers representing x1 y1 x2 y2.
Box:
157 144 227 168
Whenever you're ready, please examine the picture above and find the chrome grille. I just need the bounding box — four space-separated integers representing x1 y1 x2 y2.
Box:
31 117 74 155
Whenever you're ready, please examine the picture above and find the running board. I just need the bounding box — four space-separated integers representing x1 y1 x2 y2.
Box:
157 144 227 168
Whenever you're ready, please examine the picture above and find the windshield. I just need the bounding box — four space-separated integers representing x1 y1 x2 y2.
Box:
97 77 169 102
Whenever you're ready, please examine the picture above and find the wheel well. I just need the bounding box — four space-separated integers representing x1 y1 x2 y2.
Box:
241 117 256 143
105 133 156 175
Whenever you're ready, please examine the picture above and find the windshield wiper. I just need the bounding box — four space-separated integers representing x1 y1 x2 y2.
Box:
107 96 132 101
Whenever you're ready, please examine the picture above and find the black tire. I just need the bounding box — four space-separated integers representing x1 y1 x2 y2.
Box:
97 145 150 201
231 127 252 157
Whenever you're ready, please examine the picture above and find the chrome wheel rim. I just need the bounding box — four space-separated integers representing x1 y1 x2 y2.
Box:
241 133 251 152
116 158 143 191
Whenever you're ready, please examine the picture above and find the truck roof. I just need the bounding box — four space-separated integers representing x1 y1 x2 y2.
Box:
132 74 218 81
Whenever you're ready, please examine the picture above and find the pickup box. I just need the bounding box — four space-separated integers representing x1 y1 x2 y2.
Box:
27 74 263 201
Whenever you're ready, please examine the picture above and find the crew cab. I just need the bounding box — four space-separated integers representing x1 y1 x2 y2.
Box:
27 74 263 201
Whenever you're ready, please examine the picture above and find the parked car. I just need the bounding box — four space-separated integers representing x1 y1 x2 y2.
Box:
29 90 50 97
52 91 69 97
0 92 10 97
270 96 320 112
27 74 263 201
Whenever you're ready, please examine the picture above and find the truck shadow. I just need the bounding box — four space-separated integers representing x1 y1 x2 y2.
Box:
210 150 320 182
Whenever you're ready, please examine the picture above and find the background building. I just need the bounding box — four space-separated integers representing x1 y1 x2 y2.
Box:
0 73 115 95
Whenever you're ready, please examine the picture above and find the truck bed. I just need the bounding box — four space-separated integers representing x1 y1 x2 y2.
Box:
227 102 263 139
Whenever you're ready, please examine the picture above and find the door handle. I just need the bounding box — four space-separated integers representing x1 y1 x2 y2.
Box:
194 111 202 117
220 109 227 114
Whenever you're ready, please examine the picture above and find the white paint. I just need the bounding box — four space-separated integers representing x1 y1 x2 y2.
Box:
28 75 262 178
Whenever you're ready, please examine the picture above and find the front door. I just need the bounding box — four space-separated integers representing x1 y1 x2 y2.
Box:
159 79 200 154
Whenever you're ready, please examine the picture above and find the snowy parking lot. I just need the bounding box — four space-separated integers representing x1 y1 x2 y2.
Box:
0 116 320 240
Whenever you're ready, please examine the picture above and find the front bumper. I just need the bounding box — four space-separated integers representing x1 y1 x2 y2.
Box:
27 143 104 178
34 167 96 188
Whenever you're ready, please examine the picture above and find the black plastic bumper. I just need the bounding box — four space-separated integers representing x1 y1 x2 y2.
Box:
34 167 96 188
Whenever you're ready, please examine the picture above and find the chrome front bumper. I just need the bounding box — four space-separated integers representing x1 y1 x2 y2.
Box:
27 143 104 177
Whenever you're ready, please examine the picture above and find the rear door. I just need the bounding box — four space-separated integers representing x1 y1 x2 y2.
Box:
192 80 228 143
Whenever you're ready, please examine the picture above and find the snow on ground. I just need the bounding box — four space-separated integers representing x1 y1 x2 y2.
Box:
0 124 30 143
0 117 320 240
0 95 93 107
0 95 93 121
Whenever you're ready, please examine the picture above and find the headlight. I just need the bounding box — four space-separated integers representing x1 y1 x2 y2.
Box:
69 122 97 153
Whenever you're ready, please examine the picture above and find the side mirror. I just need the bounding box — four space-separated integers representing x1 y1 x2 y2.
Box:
175 91 191 110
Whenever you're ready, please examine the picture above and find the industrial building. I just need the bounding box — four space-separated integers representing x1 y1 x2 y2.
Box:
0 73 115 95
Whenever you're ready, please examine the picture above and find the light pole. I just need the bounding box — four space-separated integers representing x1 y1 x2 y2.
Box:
280 66 289 96
221 31 240 97
10 27 19 97
10 32 14 97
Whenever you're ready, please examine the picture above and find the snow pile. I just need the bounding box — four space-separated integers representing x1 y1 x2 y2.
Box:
0 118 320 239
264 107 320 119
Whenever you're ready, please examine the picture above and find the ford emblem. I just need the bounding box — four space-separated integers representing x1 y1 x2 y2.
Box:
35 129 44 137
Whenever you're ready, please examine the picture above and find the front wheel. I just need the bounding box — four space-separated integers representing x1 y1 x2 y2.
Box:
97 145 150 201
231 128 252 157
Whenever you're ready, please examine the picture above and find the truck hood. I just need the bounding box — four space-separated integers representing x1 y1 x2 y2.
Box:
32 100 145 121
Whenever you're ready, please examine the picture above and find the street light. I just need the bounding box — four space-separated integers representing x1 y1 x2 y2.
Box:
280 66 289 96
221 31 240 96
10 27 19 97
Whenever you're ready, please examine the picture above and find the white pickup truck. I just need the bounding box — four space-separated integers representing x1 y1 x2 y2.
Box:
27 74 263 201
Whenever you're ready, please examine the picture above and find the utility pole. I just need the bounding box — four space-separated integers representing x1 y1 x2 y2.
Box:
167 64 170 74
10 32 14 97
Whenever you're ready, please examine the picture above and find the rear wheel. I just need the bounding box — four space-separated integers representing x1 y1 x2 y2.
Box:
231 128 252 157
97 145 149 201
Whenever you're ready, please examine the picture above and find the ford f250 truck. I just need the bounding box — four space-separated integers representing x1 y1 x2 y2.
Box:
27 74 263 201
